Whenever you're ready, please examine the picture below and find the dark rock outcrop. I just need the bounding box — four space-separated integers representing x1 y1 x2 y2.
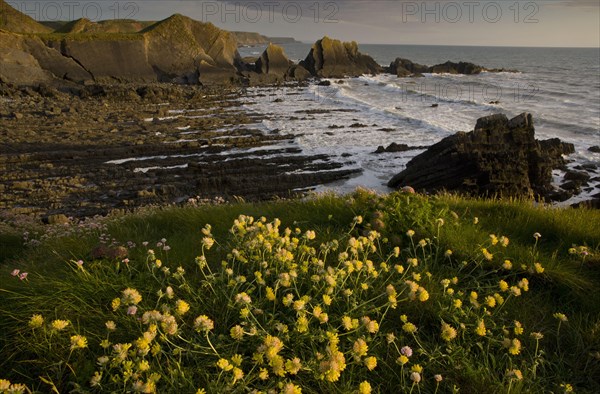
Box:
374 143 425 154
388 113 575 199
255 43 292 78
301 36 382 78
387 58 429 77
388 57 511 77
429 61 485 75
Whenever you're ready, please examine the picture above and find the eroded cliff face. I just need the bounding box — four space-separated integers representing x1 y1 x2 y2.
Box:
0 5 243 85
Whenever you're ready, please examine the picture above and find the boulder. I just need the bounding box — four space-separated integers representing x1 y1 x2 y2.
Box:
300 36 382 78
388 113 575 199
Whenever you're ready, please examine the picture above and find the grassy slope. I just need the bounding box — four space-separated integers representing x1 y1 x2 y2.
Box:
0 193 599 393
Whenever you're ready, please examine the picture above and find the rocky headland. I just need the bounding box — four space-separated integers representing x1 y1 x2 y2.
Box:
0 0 510 87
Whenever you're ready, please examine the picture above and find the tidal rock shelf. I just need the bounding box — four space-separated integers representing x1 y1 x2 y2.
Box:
0 84 359 219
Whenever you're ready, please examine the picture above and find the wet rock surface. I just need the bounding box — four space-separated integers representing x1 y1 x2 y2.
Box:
0 83 359 219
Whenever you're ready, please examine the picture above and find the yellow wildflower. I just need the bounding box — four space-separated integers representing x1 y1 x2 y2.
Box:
475 320 487 336
503 260 512 270
235 292 252 304
121 288 143 305
194 315 214 332
285 357 302 374
231 354 243 367
403 322 417 334
534 262 545 273
494 293 505 305
554 313 568 322
366 320 379 334
518 278 529 292
397 355 409 365
359 381 372 394
514 321 524 335
531 332 544 340
175 300 190 315
364 356 377 370
230 325 244 340
560 383 574 392
482 248 493 261
485 296 496 308
507 369 523 380
29 314 44 329
353 338 369 357
499 280 509 292
441 323 457 342
70 335 88 350
342 316 354 331
232 367 244 383
51 319 70 331
296 315 309 333
418 288 430 302
281 383 302 394
217 358 233 371
504 338 522 355
138 360 150 372
266 287 276 302
259 368 269 380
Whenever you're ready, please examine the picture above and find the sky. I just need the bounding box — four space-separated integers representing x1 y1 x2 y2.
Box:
9 0 600 47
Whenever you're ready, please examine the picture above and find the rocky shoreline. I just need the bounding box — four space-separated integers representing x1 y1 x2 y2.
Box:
0 83 360 221
2 1 598 224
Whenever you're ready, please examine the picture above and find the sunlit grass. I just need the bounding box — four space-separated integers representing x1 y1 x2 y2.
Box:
0 191 598 393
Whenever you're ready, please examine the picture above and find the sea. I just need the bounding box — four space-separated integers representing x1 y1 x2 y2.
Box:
233 44 600 202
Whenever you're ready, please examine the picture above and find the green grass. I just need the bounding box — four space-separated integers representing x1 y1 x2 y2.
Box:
0 191 599 393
